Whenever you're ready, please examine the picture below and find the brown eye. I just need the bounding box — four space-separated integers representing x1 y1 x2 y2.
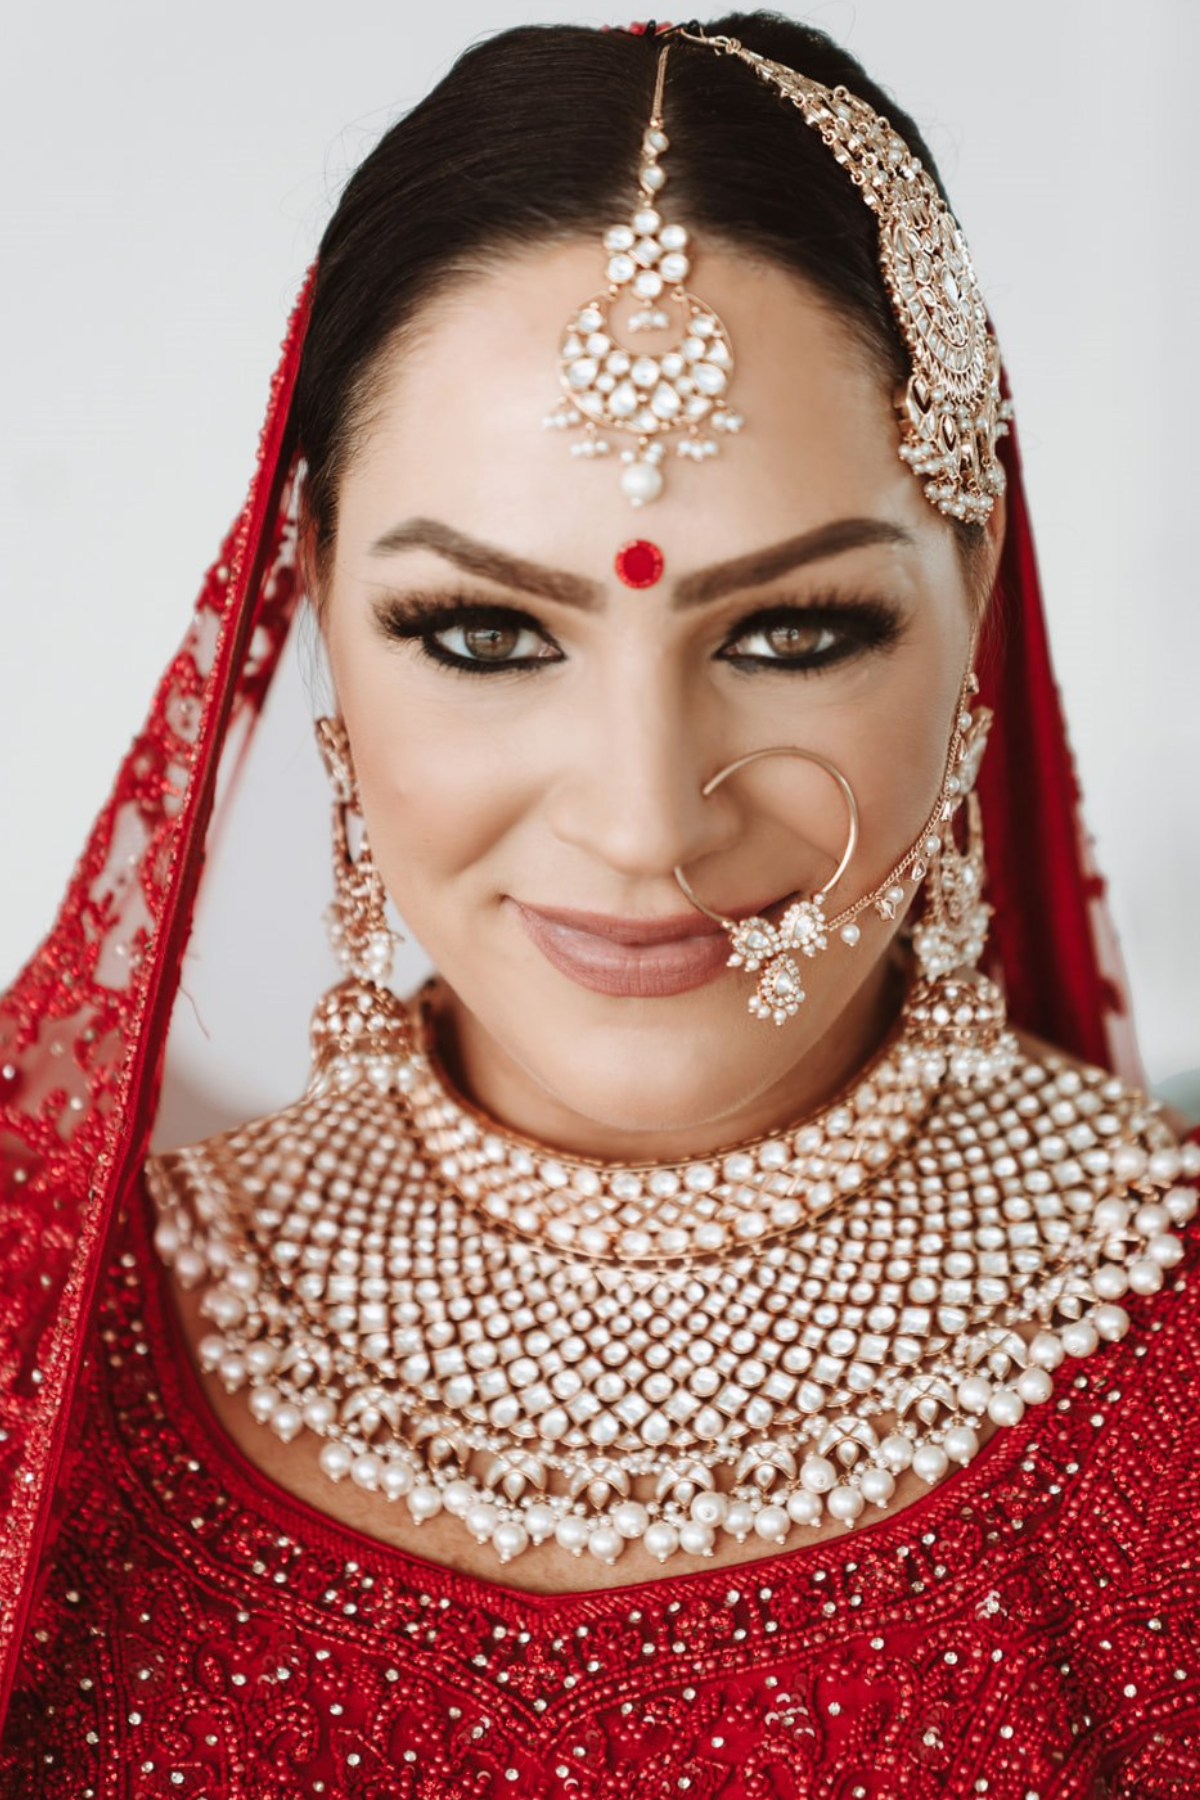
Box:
461 623 522 661
730 618 838 661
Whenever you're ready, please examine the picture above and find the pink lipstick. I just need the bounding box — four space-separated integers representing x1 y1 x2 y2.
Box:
508 898 776 999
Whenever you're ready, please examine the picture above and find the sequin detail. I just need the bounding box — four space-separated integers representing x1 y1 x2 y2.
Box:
3 1184 1199 1795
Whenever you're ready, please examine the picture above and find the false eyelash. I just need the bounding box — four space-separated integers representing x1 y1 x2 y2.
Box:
371 587 903 677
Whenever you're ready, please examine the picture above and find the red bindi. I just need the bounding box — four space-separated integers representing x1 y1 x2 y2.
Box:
614 540 665 590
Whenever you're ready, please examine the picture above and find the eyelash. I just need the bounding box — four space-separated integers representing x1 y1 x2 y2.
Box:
374 591 902 678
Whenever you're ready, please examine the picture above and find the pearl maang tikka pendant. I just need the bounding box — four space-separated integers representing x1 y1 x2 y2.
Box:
543 44 744 504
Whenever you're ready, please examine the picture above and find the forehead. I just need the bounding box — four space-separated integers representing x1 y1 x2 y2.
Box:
338 240 932 572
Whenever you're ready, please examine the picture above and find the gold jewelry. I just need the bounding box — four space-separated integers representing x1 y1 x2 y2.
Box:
311 717 409 1094
148 973 1200 1570
673 748 859 1025
543 42 743 505
671 27 1010 524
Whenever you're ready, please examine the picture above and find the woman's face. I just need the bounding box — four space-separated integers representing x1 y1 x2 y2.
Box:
318 243 999 1157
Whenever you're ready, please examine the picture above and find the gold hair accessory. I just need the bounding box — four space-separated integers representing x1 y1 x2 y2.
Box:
543 43 743 505
676 27 1010 523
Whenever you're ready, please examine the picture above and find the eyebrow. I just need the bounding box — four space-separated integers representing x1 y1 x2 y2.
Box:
368 515 915 610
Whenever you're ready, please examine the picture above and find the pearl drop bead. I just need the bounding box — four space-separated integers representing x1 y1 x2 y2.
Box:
270 1403 303 1443
1092 1263 1129 1300
786 1488 823 1526
350 1453 383 1491
880 1434 915 1471
912 1443 949 1484
800 1454 837 1493
1111 1145 1148 1181
524 1503 558 1544
1015 1365 1054 1406
612 1501 651 1540
1134 1203 1170 1237
690 1491 728 1528
465 1503 499 1542
1166 1184 1199 1223
956 1374 993 1413
587 1525 624 1564
987 1387 1026 1428
723 1497 752 1540
840 923 861 947
1028 1332 1065 1371
1092 1197 1130 1234
619 460 664 505
1149 1233 1183 1268
1092 1303 1130 1341
679 1520 716 1556
318 1440 352 1482
1060 1319 1100 1357
859 1466 896 1506
1127 1257 1164 1296
380 1464 413 1502
943 1424 979 1463
441 1480 474 1517
407 1485 443 1524
554 1516 589 1555
643 1521 680 1562
827 1485 865 1522
492 1522 529 1563
746 1506 785 1544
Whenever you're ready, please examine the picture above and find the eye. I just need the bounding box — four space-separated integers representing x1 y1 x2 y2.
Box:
372 593 563 674
719 599 900 671
728 618 839 661
433 619 552 665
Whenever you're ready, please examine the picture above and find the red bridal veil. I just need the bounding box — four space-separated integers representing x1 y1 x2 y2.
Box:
0 269 1137 1723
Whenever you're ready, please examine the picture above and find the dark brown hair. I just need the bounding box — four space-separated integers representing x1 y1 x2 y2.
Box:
293 13 976 563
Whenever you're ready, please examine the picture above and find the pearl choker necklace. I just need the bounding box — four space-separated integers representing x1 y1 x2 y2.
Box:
148 977 1199 1569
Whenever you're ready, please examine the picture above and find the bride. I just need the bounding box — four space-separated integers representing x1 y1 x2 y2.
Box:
2 14 1197 1796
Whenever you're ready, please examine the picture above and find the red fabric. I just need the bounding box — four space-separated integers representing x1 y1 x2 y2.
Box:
0 264 1163 1781
3 1179 1199 1796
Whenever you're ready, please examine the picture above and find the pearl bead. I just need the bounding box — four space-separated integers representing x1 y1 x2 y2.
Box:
912 1443 949 1484
724 1501 756 1541
943 1424 979 1463
1127 1257 1164 1296
679 1520 716 1557
1028 1332 1065 1371
987 1387 1026 1427
690 1491 728 1528
1111 1145 1148 1182
859 1466 896 1507
827 1485 865 1522
800 1454 837 1493
786 1488 822 1526
1166 1184 1199 1223
350 1453 382 1491
407 1485 443 1524
1092 1263 1129 1300
492 1522 529 1563
524 1503 557 1544
1015 1366 1054 1406
554 1516 589 1555
643 1521 680 1562
441 1480 474 1517
880 1434 914 1471
1134 1203 1170 1237
956 1374 993 1413
318 1440 352 1482
1149 1233 1183 1268
587 1525 624 1564
753 1506 789 1544
465 1503 499 1542
1060 1319 1100 1357
1092 1197 1130 1234
380 1464 413 1502
619 460 664 505
840 923 861 947
1093 1303 1130 1341
270 1403 303 1443
612 1501 650 1539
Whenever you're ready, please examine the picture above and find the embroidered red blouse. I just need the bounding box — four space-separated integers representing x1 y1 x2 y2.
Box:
2 1182 1198 1799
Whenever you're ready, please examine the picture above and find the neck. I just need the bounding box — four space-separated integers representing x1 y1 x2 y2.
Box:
431 956 905 1164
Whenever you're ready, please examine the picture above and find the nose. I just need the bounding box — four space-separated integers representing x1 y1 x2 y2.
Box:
545 653 732 883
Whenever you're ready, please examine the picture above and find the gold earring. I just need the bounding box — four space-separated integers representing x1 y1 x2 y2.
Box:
309 717 414 1094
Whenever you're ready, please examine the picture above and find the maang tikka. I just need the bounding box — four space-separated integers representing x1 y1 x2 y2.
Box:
543 42 744 504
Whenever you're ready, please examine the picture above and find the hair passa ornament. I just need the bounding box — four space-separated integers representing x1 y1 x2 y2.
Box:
544 42 744 505
674 25 1010 523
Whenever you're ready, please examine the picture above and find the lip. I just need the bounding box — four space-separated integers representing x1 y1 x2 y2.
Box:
508 895 788 999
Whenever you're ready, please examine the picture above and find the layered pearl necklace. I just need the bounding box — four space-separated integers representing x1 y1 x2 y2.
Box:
148 976 1199 1568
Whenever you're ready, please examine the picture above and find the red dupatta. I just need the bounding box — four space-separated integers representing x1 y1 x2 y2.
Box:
0 271 1134 1727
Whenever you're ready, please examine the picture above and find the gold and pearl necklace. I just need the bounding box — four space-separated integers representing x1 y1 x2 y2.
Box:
148 976 1199 1569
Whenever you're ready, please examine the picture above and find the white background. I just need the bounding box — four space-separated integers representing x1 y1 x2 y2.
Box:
1 0 1197 1136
